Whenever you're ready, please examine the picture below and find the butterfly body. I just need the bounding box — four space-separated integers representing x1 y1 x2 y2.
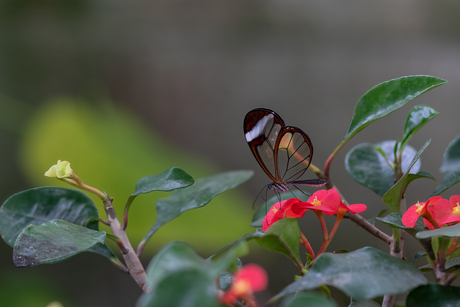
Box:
244 108 326 194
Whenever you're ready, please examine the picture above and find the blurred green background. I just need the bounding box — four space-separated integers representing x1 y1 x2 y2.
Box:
1 1 460 306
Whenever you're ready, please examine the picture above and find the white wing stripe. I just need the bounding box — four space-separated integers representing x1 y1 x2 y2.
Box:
245 114 273 142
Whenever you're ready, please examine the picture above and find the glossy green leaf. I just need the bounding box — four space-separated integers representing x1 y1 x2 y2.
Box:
0 187 99 247
344 76 446 141
401 105 439 150
383 140 430 212
139 241 231 307
406 284 460 307
138 170 253 252
272 247 427 301
251 190 310 228
13 219 106 267
281 292 337 307
137 268 222 307
416 223 460 239
413 251 427 264
430 170 460 197
440 134 460 173
256 218 302 268
345 141 420 197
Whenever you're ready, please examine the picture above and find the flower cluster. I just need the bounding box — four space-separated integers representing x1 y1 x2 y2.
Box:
262 189 367 258
219 264 268 307
402 195 460 229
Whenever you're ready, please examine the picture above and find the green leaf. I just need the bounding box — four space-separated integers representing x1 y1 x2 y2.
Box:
383 140 430 212
376 212 426 236
0 187 99 247
413 251 427 264
401 105 439 150
272 247 427 301
348 298 381 307
419 257 460 272
145 241 206 290
251 190 310 228
440 134 460 173
416 223 460 239
13 219 106 267
256 218 302 268
406 284 460 307
344 76 446 141
345 141 421 197
139 170 253 250
430 170 460 197
406 171 436 186
281 292 338 307
210 229 265 258
127 167 194 206
137 268 222 307
139 241 228 307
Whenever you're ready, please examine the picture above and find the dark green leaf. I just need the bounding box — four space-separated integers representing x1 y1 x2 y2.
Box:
139 170 253 249
141 170 252 243
440 135 460 173
281 292 338 307
13 219 106 267
416 223 460 239
251 190 310 227
0 187 99 247
406 284 460 307
376 212 426 236
401 105 439 150
430 170 460 197
127 167 194 205
256 218 302 268
344 76 446 141
383 140 430 212
406 171 436 186
272 247 427 301
345 141 420 197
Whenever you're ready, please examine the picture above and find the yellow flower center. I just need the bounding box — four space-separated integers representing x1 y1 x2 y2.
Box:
311 196 322 206
453 203 460 216
271 208 278 214
415 201 425 214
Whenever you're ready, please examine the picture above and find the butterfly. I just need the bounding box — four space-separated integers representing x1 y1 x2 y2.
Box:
243 108 327 197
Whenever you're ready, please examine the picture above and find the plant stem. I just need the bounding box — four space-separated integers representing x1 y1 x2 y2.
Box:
103 196 151 292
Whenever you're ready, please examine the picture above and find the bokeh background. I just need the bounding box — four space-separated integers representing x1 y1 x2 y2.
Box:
1 1 460 306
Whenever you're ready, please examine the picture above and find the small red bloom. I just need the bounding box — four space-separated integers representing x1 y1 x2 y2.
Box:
262 198 307 231
402 196 449 229
220 264 268 305
439 195 460 225
291 189 366 216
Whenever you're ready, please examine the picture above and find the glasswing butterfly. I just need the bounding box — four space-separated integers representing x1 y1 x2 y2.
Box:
244 108 327 199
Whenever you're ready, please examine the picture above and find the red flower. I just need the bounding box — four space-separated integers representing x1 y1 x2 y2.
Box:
262 198 307 231
439 195 460 225
402 196 449 229
220 264 268 305
291 189 366 216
